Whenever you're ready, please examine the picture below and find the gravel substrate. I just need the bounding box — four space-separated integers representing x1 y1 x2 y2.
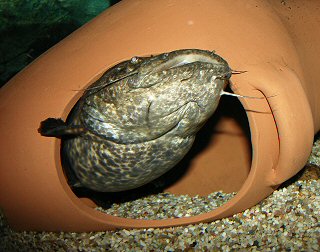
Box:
1 179 319 251
1 139 320 251
96 191 237 219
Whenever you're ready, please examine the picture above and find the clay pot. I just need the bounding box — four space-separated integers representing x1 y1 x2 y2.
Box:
1 0 319 231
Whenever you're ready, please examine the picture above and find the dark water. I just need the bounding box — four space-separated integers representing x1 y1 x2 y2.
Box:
0 0 121 87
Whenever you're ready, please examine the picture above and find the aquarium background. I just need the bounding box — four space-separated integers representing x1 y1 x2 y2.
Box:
0 0 121 87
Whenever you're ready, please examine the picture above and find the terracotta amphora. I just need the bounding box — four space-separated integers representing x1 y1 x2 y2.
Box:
0 0 319 231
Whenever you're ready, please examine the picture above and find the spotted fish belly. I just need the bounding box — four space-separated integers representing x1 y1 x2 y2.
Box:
65 131 195 192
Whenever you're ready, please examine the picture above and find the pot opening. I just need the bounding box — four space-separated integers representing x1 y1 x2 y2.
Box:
59 86 252 220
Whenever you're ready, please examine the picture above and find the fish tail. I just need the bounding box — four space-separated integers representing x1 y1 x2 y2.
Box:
38 118 85 138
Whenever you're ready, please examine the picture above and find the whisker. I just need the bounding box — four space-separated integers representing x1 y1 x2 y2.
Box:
72 71 139 92
221 91 264 99
231 70 248 75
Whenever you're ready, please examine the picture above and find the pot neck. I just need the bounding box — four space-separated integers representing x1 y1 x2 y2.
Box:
269 0 320 132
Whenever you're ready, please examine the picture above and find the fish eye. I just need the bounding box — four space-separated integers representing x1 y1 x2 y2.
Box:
131 57 139 64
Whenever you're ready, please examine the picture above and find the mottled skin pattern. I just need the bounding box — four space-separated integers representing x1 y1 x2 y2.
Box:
43 49 232 192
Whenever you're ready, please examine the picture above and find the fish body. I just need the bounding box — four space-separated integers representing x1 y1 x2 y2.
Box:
39 49 232 192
